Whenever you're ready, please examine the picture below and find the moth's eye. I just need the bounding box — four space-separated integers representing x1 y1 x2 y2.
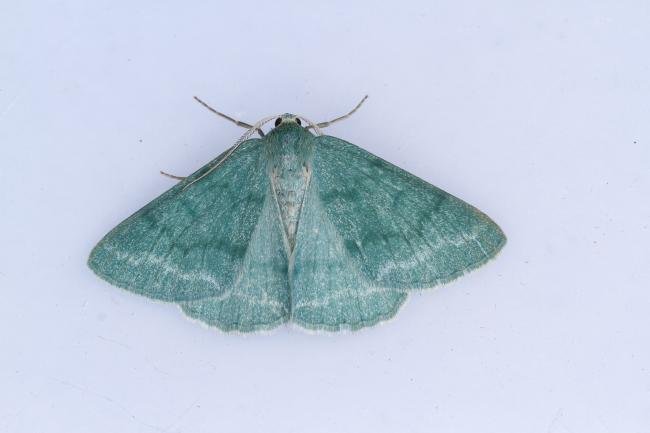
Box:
274 118 282 127
295 118 302 126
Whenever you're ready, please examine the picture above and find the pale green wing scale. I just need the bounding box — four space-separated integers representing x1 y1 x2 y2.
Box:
290 135 505 331
89 116 505 333
88 139 291 332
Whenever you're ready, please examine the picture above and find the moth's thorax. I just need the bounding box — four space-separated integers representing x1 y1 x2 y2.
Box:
265 124 315 252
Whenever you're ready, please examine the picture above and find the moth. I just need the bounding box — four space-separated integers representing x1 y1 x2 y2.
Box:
88 96 506 332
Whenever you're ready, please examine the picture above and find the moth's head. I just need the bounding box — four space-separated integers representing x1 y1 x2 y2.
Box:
265 113 321 139
273 113 302 129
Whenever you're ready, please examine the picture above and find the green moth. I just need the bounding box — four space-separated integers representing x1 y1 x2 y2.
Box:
88 96 506 332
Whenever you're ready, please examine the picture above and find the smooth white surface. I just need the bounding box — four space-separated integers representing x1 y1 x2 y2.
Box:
1 1 649 432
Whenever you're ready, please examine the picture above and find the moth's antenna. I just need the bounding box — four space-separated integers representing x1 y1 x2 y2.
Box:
160 171 186 180
194 96 265 137
181 96 348 189
310 95 368 129
296 116 323 136
182 115 278 191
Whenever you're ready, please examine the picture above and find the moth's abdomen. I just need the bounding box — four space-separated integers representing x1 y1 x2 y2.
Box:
271 154 311 252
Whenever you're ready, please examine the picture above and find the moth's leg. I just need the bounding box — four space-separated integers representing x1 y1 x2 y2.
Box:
160 170 186 180
310 95 368 129
193 96 264 137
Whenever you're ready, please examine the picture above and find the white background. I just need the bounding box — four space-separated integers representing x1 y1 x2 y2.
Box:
1 1 649 432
